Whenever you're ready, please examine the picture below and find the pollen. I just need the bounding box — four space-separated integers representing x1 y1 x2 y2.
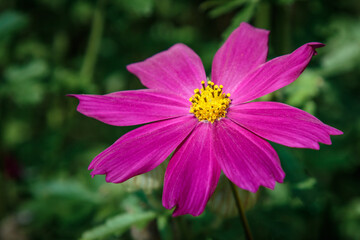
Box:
189 80 231 123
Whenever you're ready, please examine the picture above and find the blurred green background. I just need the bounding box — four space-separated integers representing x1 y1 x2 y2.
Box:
0 0 359 239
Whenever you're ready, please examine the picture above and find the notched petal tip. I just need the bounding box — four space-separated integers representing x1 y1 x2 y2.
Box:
328 127 343 136
243 175 284 192
308 142 321 150
105 174 123 184
67 94 86 114
126 62 139 73
307 42 326 48
246 185 260 193
334 130 344 135
67 94 84 107
162 202 183 217
277 173 285 184
172 208 202 217
307 42 325 56
166 202 204 217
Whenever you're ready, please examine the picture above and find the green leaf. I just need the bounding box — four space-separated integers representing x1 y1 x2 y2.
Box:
2 119 31 147
32 179 101 204
3 60 49 105
200 0 223 11
81 211 157 240
0 11 27 39
275 146 308 184
117 0 154 17
276 0 296 5
283 70 323 111
321 18 360 76
5 60 49 83
221 2 257 39
336 199 360 240
294 178 317 190
208 0 249 18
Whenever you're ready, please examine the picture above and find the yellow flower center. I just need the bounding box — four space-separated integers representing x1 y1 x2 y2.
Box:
189 80 231 123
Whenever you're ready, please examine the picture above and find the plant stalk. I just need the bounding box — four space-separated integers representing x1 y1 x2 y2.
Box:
229 180 254 240
80 0 106 84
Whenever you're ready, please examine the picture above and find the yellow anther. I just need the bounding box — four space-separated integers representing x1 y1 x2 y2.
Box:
189 81 231 123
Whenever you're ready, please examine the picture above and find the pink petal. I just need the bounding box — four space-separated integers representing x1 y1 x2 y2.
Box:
228 102 343 150
162 122 221 216
211 22 269 92
127 44 206 100
89 115 197 183
69 89 190 126
213 119 285 192
231 43 325 104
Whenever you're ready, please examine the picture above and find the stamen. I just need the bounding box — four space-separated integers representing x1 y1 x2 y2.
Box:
189 81 231 123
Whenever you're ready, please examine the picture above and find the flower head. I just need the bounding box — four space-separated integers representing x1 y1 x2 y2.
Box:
69 22 342 216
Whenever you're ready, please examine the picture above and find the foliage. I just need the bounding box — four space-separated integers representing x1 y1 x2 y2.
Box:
1 0 359 239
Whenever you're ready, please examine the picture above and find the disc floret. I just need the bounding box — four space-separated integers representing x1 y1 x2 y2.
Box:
189 81 231 123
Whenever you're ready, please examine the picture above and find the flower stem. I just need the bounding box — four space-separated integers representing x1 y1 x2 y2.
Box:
229 180 254 240
80 0 106 84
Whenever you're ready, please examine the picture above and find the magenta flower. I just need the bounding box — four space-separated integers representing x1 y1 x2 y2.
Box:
70 23 342 216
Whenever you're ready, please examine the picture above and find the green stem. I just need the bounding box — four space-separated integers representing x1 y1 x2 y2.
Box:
254 1 271 30
229 180 254 240
80 0 106 84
